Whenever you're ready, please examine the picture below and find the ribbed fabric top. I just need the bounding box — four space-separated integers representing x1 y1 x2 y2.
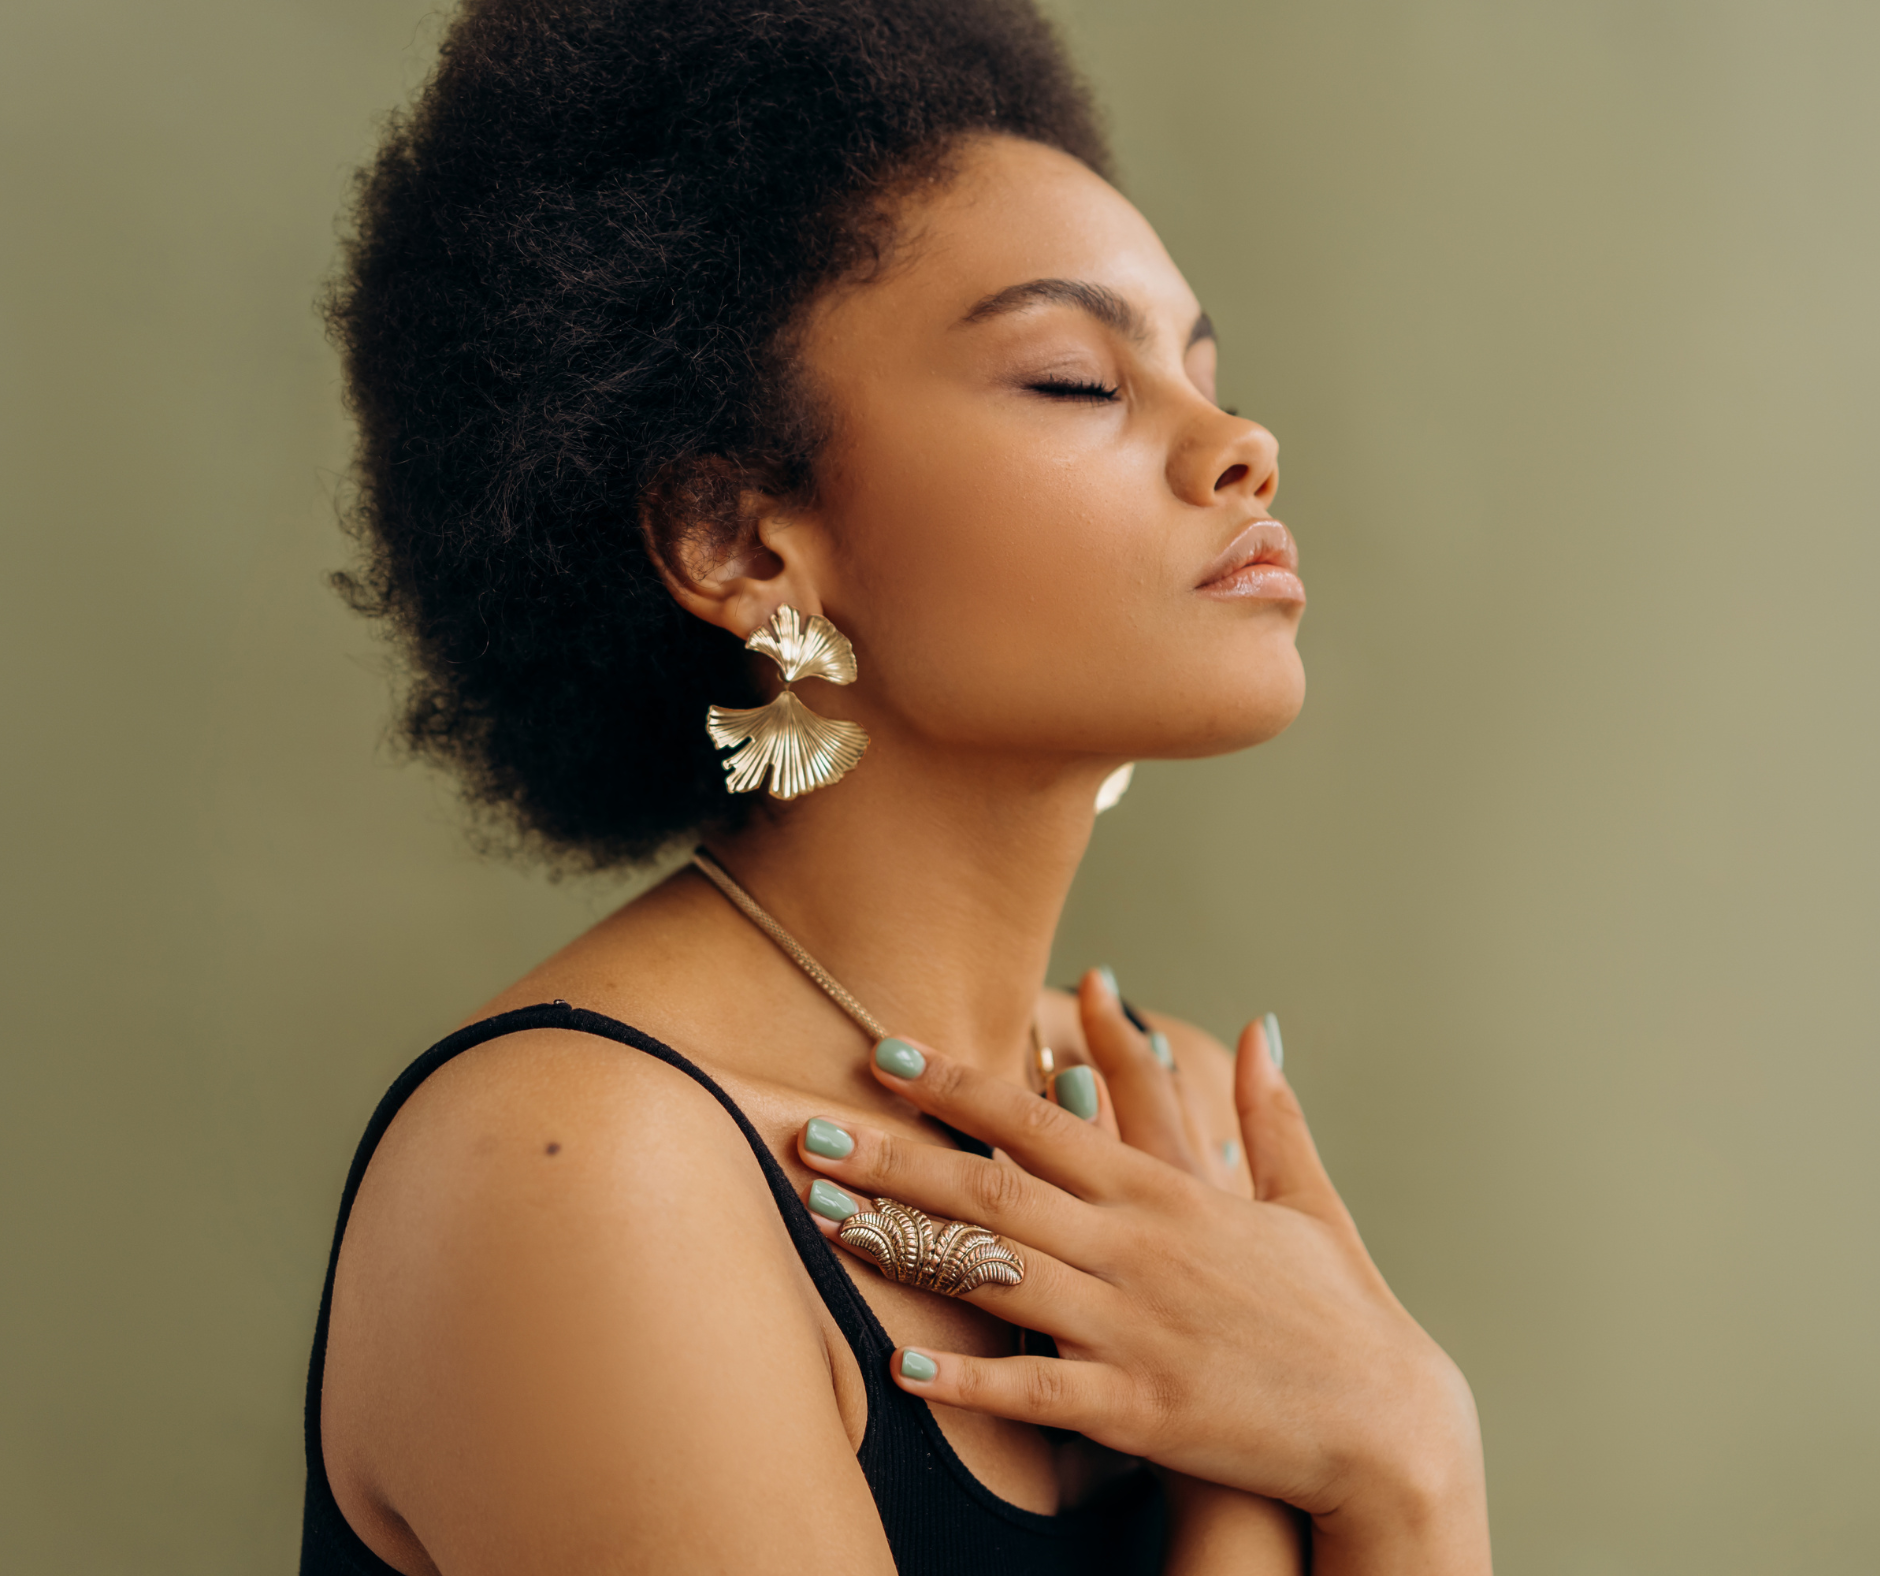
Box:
300 1002 1166 1574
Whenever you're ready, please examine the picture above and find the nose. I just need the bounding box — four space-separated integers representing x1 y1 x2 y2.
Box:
1168 411 1279 510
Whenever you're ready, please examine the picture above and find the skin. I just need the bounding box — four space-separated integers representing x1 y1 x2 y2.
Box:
320 134 1489 1573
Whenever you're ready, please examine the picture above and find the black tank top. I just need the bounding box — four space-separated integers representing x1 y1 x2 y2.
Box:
301 1002 1166 1574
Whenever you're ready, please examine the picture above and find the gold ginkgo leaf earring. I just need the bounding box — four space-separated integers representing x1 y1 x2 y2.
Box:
706 607 870 799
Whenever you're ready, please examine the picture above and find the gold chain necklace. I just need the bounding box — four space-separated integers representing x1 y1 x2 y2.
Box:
691 847 1055 1089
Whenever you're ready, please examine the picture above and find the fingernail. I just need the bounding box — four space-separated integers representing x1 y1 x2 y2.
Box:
1096 965 1119 999
1221 1138 1241 1168
804 1117 854 1160
1148 1030 1174 1069
874 1038 926 1079
898 1350 938 1383
1053 1065 1099 1121
1263 1012 1284 1070
808 1180 860 1222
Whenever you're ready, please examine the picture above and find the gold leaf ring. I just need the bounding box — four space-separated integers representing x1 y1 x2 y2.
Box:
836 1197 1025 1296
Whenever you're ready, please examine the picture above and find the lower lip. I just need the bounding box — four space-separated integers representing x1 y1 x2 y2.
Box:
1199 562 1307 602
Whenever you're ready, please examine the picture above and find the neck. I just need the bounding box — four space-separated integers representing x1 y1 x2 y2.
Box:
707 741 1113 1077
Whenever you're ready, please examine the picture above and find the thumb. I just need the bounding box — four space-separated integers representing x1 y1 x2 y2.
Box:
1234 1015 1343 1220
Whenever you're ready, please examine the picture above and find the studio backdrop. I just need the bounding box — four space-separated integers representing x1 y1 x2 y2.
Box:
2 2 1875 1571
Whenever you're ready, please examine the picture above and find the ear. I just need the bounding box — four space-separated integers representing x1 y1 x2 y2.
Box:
641 463 830 642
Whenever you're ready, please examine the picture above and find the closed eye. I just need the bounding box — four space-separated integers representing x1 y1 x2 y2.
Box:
1027 377 1120 401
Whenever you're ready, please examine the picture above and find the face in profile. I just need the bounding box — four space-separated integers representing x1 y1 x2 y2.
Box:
754 134 1306 780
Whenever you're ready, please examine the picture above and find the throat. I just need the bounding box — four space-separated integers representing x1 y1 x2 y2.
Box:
699 749 1105 1077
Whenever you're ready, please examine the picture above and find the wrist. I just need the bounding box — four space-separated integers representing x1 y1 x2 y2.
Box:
1313 1353 1490 1574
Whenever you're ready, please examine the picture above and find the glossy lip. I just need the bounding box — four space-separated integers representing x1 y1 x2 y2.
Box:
1195 518 1305 603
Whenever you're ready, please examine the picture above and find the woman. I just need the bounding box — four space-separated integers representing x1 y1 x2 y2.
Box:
304 1 1491 1571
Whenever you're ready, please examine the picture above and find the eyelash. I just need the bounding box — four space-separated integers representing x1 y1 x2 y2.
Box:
1027 378 1120 402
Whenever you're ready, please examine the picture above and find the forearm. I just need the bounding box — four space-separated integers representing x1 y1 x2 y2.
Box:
1161 1475 1306 1575
1159 1458 1489 1576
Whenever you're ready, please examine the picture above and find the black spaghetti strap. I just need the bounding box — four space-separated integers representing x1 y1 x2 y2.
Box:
301 1002 1164 1576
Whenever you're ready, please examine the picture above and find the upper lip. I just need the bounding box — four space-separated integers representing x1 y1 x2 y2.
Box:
1195 518 1298 587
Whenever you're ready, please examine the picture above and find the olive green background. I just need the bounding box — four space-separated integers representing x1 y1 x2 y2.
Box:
3 1 1874 1570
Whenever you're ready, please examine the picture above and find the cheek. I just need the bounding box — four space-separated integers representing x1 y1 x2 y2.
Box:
823 403 1299 753
832 417 1150 717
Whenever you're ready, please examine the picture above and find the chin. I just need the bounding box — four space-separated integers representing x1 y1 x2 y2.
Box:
1159 655 1307 760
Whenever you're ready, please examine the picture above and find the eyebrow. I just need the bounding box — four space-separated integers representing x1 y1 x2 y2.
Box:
959 277 1214 351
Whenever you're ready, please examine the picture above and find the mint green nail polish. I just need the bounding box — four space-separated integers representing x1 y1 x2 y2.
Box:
1222 1138 1241 1168
805 1117 854 1160
875 1038 926 1079
899 1350 938 1383
1263 1012 1284 1070
1149 1030 1174 1069
1054 1065 1099 1121
1097 965 1119 999
808 1180 860 1222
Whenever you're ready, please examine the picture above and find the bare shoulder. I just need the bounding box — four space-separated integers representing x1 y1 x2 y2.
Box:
357 1024 760 1198
336 1028 798 1330
322 1028 891 1576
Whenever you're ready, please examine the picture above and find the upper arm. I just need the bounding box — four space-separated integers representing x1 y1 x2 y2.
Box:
322 1030 893 1576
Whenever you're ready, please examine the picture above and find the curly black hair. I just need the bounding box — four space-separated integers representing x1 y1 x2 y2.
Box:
327 0 1111 869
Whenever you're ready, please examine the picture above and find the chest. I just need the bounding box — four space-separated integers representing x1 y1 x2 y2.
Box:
713 1071 1120 1518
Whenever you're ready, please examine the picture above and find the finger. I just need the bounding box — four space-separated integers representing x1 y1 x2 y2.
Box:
801 1180 1114 1343
795 1115 1094 1260
1215 1126 1254 1197
1169 1054 1237 1190
1234 1015 1341 1217
887 1347 1143 1451
869 1036 1154 1203
1076 970 1200 1171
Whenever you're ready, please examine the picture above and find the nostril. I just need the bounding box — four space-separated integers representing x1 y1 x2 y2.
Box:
1214 462 1249 492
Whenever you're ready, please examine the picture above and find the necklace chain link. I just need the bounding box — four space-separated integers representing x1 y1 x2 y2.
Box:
691 848 889 1042
690 846 1053 1087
